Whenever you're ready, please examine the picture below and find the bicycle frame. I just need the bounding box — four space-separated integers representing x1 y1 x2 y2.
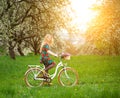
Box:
50 61 63 79
24 55 79 87
33 60 66 81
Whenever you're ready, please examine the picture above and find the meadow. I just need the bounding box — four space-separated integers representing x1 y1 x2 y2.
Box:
0 55 120 98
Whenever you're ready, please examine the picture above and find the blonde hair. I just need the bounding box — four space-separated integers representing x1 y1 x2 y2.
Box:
40 34 53 53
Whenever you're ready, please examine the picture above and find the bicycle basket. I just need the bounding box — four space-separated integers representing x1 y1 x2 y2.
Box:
61 53 71 60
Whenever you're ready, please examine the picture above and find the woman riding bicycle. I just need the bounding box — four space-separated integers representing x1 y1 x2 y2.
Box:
24 35 78 87
39 34 58 76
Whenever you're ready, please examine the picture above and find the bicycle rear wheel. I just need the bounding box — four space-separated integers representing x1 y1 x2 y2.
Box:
24 68 43 87
58 67 79 87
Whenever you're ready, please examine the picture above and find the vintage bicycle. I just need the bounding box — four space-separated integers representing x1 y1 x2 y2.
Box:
24 53 79 87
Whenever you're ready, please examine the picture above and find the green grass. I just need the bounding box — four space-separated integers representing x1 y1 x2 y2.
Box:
0 55 120 98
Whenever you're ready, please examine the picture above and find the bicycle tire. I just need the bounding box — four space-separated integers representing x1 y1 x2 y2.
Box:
58 67 79 87
24 68 44 87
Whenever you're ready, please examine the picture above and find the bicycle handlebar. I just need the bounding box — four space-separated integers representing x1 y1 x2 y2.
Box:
57 52 71 60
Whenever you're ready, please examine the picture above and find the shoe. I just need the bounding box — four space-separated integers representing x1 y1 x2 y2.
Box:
42 81 53 86
42 81 48 85
48 82 53 86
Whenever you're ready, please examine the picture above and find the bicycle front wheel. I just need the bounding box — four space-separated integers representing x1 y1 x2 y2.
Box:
24 68 43 87
58 67 79 87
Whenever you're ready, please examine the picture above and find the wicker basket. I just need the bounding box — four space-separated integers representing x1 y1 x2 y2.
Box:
61 53 71 60
63 55 71 60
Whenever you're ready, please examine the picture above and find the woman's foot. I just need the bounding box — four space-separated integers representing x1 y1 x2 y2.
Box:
42 81 53 86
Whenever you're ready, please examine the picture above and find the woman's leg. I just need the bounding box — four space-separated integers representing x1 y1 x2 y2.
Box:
45 63 56 73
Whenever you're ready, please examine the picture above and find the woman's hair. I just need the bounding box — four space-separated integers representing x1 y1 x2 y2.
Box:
40 34 53 53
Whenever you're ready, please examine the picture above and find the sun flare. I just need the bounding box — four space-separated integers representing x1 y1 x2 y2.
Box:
69 0 102 33
59 0 102 45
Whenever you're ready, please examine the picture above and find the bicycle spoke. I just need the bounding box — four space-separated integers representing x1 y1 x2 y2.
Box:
25 68 43 87
58 68 78 87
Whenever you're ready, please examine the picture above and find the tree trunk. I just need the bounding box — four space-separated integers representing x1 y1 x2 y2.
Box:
8 41 16 59
9 46 15 59
18 45 24 56
34 49 38 55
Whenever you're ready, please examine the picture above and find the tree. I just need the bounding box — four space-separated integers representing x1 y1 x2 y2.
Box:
81 0 120 55
0 0 80 59
0 0 35 59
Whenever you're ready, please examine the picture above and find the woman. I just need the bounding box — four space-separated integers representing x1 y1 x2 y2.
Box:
39 34 58 76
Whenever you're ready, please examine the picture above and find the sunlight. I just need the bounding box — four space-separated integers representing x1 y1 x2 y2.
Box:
69 0 102 33
58 0 103 46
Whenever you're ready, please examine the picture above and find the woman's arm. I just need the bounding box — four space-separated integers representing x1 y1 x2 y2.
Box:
47 50 58 57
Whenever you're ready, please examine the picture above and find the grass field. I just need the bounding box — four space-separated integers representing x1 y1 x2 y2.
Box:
0 55 120 98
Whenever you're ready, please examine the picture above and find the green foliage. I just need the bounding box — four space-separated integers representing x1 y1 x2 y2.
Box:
0 0 73 58
84 0 120 55
0 55 120 98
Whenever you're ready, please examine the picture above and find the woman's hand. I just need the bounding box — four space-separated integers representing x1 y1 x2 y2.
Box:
55 54 59 57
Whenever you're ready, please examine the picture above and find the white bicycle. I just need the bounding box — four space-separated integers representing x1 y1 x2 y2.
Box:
24 53 79 87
